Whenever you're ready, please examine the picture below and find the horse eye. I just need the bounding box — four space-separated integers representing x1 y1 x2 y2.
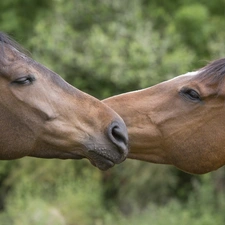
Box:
12 75 35 85
180 88 201 101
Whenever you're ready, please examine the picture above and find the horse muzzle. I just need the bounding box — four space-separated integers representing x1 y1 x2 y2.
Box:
86 120 129 170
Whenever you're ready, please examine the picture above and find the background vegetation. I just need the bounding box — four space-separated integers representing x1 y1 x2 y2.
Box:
0 0 225 224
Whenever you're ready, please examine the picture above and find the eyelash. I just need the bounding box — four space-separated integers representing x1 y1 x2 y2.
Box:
11 75 36 85
179 88 201 102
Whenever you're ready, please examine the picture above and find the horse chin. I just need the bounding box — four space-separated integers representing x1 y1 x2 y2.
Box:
89 157 115 171
63 151 116 170
86 150 119 171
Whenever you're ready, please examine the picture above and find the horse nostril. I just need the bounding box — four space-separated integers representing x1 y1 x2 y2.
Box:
107 121 129 159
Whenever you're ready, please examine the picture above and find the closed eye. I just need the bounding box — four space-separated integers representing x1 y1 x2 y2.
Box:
179 87 201 102
11 75 36 85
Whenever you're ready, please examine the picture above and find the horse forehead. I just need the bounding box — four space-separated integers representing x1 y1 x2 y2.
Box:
169 70 225 97
160 71 199 88
183 71 200 76
171 71 200 81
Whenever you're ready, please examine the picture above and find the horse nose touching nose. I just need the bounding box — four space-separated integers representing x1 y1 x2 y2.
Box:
107 121 129 160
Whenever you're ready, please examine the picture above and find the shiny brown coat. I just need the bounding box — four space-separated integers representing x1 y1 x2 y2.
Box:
104 59 225 174
0 32 128 170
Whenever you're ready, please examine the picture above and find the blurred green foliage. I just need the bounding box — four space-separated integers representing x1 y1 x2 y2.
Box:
0 0 225 224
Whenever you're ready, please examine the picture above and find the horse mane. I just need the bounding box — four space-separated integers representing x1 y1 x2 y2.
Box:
0 32 30 56
197 58 225 84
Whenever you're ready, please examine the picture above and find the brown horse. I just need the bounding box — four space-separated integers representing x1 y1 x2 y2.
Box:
104 58 225 174
0 32 128 171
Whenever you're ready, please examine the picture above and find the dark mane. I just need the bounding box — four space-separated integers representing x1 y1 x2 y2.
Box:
197 58 225 84
0 32 30 56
